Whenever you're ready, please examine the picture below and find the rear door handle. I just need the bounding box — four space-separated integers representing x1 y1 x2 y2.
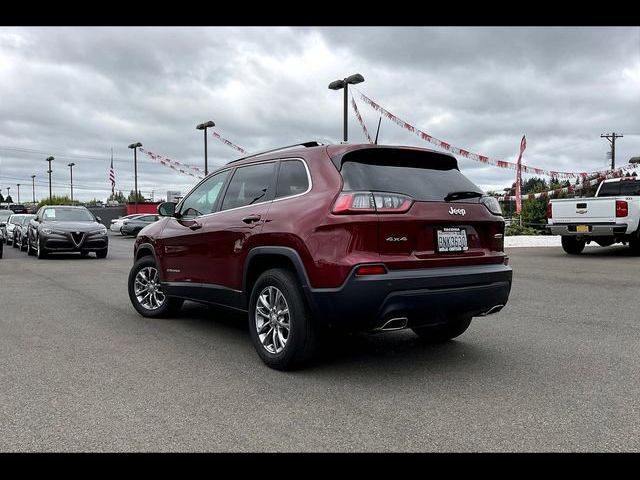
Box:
242 214 261 224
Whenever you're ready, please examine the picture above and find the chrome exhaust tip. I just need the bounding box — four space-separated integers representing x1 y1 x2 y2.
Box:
480 304 504 316
374 317 409 332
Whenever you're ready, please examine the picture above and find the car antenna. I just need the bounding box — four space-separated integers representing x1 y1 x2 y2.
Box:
374 116 382 144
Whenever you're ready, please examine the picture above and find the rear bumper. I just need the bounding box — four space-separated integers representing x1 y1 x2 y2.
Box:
548 223 628 236
306 263 512 331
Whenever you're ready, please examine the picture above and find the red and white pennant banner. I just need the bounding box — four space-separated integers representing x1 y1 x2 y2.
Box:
211 131 247 154
498 165 636 201
350 95 373 143
139 148 204 179
357 90 623 180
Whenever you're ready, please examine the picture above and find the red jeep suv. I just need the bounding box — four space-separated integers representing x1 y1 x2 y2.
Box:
128 142 512 369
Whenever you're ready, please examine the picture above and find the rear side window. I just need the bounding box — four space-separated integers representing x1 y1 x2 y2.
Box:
275 160 309 199
339 149 483 202
598 180 640 197
221 162 276 211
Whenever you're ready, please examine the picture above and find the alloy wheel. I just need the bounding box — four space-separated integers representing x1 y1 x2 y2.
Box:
134 266 166 310
255 286 290 354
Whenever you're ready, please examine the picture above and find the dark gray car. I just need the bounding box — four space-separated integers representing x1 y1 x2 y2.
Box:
120 214 159 236
27 206 108 259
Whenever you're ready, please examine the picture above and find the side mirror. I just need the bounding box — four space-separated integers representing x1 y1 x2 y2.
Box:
158 201 177 217
96 216 102 223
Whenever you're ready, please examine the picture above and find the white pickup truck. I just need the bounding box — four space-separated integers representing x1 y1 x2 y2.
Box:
547 177 640 254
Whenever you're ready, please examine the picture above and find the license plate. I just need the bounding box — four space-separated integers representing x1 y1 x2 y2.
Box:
576 225 589 233
436 227 468 252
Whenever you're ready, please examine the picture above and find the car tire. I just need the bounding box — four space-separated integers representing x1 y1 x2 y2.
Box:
27 237 35 256
412 316 472 343
128 256 183 318
561 236 585 255
96 249 108 259
12 236 18 248
0 244 3 259
37 237 48 259
248 268 318 370
20 239 27 252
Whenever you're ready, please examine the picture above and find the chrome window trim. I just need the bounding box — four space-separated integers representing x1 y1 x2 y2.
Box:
272 158 313 204
176 157 312 220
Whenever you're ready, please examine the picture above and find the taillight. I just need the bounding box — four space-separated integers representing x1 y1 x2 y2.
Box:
616 200 628 217
332 192 413 214
546 202 552 219
355 264 387 276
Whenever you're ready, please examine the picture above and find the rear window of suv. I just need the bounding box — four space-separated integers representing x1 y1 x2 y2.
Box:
338 149 483 202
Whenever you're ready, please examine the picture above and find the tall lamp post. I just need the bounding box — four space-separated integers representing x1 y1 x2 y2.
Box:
16 184 20 203
67 162 75 204
196 120 215 176
328 73 365 143
128 142 142 214
31 175 36 203
46 156 54 203
6 186 10 201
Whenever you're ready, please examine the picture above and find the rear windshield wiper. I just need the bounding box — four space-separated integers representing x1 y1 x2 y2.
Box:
444 191 484 202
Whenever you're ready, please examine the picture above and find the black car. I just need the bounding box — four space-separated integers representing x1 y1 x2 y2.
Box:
120 214 159 236
13 214 36 251
27 205 108 259
8 204 28 214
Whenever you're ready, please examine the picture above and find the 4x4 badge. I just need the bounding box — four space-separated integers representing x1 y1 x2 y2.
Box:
448 207 466 215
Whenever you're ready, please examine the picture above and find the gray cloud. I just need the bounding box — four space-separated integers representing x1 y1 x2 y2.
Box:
1 26 640 202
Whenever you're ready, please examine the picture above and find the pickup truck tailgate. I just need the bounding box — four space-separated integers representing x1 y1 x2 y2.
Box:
552 198 615 223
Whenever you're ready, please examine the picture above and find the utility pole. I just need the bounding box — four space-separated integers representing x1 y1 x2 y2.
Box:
601 132 623 169
16 184 20 203
31 175 36 203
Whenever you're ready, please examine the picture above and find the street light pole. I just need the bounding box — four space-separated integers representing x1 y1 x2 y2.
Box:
31 175 36 203
46 156 54 203
6 186 10 201
128 142 142 214
328 73 365 143
196 120 215 176
16 184 20 203
67 162 75 204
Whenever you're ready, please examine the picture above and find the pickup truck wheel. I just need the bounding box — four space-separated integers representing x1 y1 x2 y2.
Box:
128 256 184 318
248 268 318 370
561 236 585 255
412 316 472 343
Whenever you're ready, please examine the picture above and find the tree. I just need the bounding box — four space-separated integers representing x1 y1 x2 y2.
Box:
0 193 4 203
108 191 126 203
37 194 73 209
5 195 13 203
127 190 145 203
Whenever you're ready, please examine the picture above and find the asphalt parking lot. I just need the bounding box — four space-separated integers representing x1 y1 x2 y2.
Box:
1 235 639 452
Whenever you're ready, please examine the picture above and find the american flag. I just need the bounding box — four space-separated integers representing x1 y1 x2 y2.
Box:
109 148 115 195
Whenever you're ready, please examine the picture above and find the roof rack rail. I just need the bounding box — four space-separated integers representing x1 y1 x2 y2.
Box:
227 140 330 165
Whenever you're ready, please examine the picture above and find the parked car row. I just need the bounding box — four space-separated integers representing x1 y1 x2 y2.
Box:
1 205 109 259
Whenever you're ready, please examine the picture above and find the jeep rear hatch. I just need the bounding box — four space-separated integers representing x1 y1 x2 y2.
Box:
332 147 505 269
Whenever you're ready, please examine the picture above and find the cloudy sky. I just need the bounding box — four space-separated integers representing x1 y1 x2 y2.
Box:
1 26 639 202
